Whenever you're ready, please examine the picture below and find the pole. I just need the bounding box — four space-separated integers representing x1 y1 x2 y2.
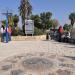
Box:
6 11 8 43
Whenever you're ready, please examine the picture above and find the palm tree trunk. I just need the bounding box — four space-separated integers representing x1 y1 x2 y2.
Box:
22 20 25 34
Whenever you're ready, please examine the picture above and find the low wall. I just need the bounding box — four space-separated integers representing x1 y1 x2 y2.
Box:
10 35 46 41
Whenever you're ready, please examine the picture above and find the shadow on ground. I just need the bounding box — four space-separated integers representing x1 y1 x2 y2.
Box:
64 56 75 60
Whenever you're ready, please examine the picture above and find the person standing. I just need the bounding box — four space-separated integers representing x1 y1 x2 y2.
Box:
8 25 12 41
65 30 71 43
58 26 63 42
0 25 5 42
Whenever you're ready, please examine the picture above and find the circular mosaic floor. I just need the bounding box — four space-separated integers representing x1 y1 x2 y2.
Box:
0 52 75 75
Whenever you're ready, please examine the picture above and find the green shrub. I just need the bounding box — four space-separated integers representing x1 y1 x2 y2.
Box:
18 29 24 36
11 27 19 36
34 27 43 35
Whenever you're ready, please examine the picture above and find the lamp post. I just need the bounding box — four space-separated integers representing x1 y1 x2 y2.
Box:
2 11 12 43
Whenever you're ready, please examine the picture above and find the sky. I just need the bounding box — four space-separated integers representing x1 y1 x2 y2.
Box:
0 0 75 26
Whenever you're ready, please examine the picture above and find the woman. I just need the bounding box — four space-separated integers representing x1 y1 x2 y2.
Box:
58 26 63 42
8 25 12 41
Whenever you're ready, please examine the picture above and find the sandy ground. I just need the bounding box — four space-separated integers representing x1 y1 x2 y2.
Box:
0 40 75 75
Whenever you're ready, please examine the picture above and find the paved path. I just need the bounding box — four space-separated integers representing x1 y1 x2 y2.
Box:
0 41 75 61
0 41 75 75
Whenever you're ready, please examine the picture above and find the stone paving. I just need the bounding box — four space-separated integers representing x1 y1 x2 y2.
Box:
0 41 75 61
0 41 75 75
0 52 75 75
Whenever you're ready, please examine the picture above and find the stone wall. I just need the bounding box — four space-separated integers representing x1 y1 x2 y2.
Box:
11 35 46 41
0 35 46 41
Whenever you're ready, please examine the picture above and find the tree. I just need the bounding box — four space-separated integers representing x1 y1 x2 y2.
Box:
8 15 14 27
13 15 19 27
2 15 19 27
31 15 42 29
63 24 71 31
2 20 6 26
40 12 52 31
51 19 59 29
8 15 19 36
69 12 75 27
19 0 32 34
31 12 52 31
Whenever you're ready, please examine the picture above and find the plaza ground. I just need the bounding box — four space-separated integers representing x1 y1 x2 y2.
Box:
0 40 75 61
0 40 75 75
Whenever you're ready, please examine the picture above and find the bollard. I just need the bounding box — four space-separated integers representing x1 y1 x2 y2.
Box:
46 33 49 40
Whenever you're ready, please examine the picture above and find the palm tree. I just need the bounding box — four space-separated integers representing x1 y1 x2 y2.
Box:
69 12 75 28
19 0 32 34
13 15 19 27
